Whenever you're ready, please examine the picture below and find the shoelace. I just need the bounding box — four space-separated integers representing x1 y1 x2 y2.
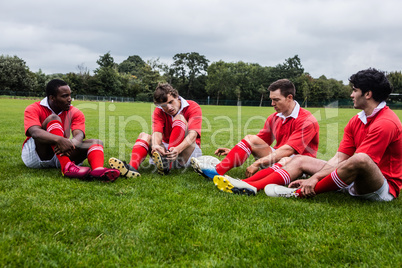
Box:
66 162 79 173
278 191 298 198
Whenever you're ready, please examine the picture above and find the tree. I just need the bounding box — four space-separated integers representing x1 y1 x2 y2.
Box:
171 52 209 98
387 71 402 102
0 55 37 93
117 56 163 98
95 51 116 70
258 85 266 107
231 61 251 102
387 71 402 94
246 63 272 102
271 55 305 82
118 55 146 76
94 52 122 96
206 61 234 104
34 69 48 95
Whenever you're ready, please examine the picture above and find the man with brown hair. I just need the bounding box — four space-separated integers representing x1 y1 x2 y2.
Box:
109 83 203 176
265 68 402 201
191 79 320 195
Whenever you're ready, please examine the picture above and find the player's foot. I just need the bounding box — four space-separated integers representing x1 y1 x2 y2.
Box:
264 184 299 198
152 151 170 175
88 167 120 182
213 175 257 196
62 161 91 179
191 155 220 180
109 157 141 178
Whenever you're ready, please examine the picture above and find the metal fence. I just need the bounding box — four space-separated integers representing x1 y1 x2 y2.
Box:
75 95 135 102
1 91 402 109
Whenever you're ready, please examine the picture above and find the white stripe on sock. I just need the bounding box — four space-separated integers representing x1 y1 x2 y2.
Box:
87 146 103 155
331 170 348 189
172 120 186 131
47 124 64 134
237 141 251 156
135 141 149 151
276 169 291 185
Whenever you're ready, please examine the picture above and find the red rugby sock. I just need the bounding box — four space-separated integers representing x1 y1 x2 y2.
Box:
168 120 186 149
243 163 282 183
248 168 291 191
294 169 349 197
215 139 252 175
314 169 349 194
87 144 104 169
129 139 149 170
47 120 70 170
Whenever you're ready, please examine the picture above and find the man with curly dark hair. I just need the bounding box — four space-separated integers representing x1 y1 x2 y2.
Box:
109 83 203 176
259 68 401 201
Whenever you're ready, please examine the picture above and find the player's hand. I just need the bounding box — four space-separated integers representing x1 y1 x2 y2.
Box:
165 147 180 161
289 177 319 197
245 163 259 178
288 179 303 188
55 137 75 156
70 138 81 148
215 148 230 156
151 144 166 156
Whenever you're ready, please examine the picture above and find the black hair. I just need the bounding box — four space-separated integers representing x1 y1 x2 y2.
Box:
349 68 393 102
46 79 68 97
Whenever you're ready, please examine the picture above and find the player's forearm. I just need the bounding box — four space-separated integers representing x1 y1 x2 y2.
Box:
71 130 85 146
151 132 163 149
29 127 63 145
176 130 198 154
311 153 348 181
255 145 295 168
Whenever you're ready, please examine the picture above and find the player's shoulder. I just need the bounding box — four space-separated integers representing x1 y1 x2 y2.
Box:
345 114 360 126
375 107 402 128
26 100 40 108
298 107 312 115
186 99 201 107
298 107 318 122
185 100 202 113
25 101 43 113
69 105 82 113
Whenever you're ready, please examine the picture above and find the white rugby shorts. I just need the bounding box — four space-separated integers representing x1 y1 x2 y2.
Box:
342 178 394 202
21 137 61 169
149 142 202 168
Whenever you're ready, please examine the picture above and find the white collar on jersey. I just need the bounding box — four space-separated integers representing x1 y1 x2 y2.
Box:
40 97 63 115
276 101 300 121
157 96 189 118
357 101 386 125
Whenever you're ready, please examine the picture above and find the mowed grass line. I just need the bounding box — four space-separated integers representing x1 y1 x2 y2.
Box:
0 98 401 267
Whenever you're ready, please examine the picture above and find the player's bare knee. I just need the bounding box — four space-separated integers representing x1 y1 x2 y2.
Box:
42 114 61 128
348 153 374 170
138 132 151 143
278 156 292 166
288 155 304 164
283 155 312 169
173 113 187 124
86 139 103 146
243 135 255 143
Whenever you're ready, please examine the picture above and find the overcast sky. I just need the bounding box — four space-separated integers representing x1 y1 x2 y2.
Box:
1 0 401 84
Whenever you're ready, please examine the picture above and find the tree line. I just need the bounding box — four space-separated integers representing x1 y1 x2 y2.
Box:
1 53 401 105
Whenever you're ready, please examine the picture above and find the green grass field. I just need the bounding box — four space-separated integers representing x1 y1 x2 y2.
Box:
0 98 401 267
